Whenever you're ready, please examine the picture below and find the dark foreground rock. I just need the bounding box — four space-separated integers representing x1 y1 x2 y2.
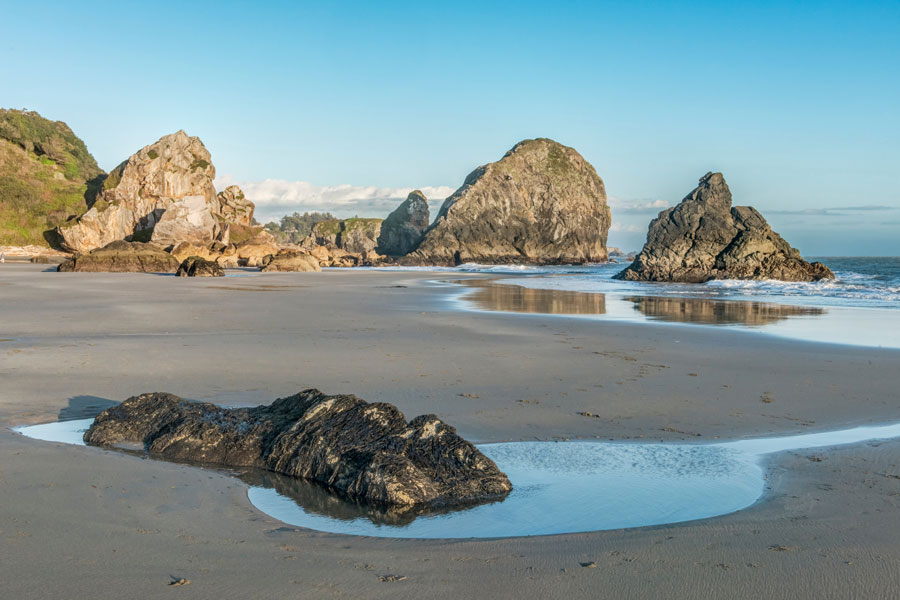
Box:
616 172 834 283
57 240 179 273
176 256 224 277
404 138 611 265
84 390 512 507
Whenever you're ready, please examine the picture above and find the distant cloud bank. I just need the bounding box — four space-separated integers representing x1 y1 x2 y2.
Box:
215 175 456 223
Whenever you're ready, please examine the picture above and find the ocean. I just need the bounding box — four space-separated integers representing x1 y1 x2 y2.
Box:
365 257 900 348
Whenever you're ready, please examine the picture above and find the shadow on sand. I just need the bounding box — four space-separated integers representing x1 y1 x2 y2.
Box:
57 395 117 421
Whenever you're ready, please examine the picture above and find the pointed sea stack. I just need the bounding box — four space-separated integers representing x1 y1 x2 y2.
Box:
404 138 611 265
377 190 430 256
615 172 833 283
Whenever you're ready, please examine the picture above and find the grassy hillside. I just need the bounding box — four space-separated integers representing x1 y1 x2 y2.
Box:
0 110 103 246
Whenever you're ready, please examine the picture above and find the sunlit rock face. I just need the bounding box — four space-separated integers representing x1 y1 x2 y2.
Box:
404 138 611 266
84 390 512 507
56 131 253 253
616 172 833 283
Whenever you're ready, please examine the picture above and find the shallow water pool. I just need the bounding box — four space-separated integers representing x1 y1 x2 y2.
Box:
14 419 900 538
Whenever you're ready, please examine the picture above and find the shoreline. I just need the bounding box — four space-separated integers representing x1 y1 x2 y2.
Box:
445 275 900 350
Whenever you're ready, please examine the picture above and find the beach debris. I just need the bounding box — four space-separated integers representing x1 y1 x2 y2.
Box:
168 578 190 586
579 561 598 568
378 574 407 582
761 392 775 404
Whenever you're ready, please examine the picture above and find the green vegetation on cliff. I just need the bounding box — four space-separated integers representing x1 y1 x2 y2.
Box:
0 109 104 246
0 109 101 182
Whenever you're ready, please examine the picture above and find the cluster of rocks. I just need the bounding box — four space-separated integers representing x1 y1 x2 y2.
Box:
84 390 512 508
50 126 830 282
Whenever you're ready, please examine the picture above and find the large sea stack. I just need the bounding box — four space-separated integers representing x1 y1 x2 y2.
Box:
615 172 833 283
56 131 253 253
404 138 611 265
84 390 512 508
377 190 430 256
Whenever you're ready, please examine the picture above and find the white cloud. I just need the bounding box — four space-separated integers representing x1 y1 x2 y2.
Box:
608 196 671 215
215 175 456 223
609 223 643 233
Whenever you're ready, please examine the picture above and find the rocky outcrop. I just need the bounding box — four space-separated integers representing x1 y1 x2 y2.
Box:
405 139 611 265
84 390 512 508
213 185 254 226
176 256 224 277
56 131 254 253
259 250 321 272
303 218 382 254
377 190 430 256
615 172 834 283
57 240 179 273
57 131 216 252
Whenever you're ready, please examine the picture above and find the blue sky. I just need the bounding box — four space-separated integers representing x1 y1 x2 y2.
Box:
3 0 898 254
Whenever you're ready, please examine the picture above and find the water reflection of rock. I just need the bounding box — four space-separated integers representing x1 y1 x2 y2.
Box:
240 469 497 527
626 296 825 326
458 280 606 315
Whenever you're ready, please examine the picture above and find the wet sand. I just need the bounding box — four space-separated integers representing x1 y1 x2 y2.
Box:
2 263 900 598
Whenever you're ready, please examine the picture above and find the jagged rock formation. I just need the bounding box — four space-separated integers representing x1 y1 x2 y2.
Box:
214 185 254 226
84 390 512 508
404 139 610 265
176 256 224 277
615 172 834 283
56 131 253 253
259 250 321 272
0 109 103 247
377 190 430 256
302 218 382 254
57 240 179 273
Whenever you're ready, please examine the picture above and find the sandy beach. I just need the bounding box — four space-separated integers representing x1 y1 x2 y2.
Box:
3 263 900 599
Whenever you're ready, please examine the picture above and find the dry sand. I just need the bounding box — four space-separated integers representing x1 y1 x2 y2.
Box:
2 263 900 599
